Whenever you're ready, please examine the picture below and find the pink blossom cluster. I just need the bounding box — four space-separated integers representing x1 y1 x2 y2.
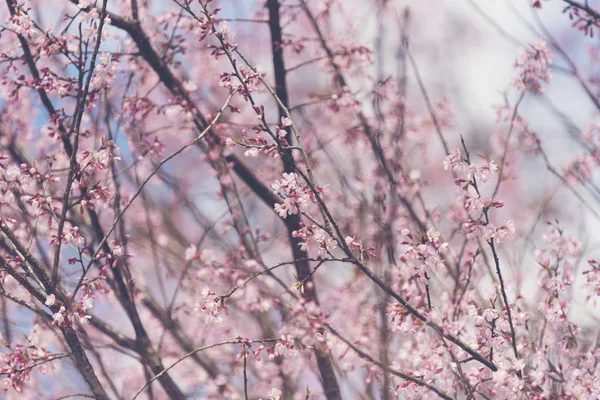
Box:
0 327 57 393
271 172 315 218
292 224 337 256
583 259 600 300
0 0 599 399
398 228 448 282
512 40 552 92
193 287 228 323
445 148 515 241
46 287 95 327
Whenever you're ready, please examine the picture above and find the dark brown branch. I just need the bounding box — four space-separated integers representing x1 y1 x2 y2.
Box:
267 1 341 398
326 325 454 400
563 0 600 20
0 247 108 399
52 0 109 290
142 294 231 394
1 11 184 391
60 326 110 400
460 138 519 370
87 211 186 400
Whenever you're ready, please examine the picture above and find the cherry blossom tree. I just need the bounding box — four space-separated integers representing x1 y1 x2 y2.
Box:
0 0 599 399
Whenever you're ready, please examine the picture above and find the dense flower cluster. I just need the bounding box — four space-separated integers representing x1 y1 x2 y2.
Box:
0 325 59 393
398 228 448 282
271 172 315 218
0 0 598 399
512 40 552 92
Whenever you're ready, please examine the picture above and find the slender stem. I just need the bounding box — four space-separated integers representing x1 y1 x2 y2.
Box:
243 343 249 400
51 0 109 289
71 93 233 297
460 138 520 368
563 0 600 20
326 325 454 400
130 338 279 400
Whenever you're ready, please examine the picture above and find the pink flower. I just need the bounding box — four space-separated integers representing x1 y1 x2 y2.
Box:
443 148 463 171
271 173 313 218
512 40 552 92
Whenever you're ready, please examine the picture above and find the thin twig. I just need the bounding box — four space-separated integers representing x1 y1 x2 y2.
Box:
130 338 279 400
243 343 249 400
71 93 234 299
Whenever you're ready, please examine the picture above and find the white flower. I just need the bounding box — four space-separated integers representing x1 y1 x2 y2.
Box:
220 21 235 42
271 181 282 193
113 244 124 257
52 306 66 325
45 294 56 306
6 165 20 179
268 388 282 400
225 138 236 149
81 295 94 312
165 106 183 121
185 245 199 261
243 148 259 158
183 81 198 92
200 249 215 264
